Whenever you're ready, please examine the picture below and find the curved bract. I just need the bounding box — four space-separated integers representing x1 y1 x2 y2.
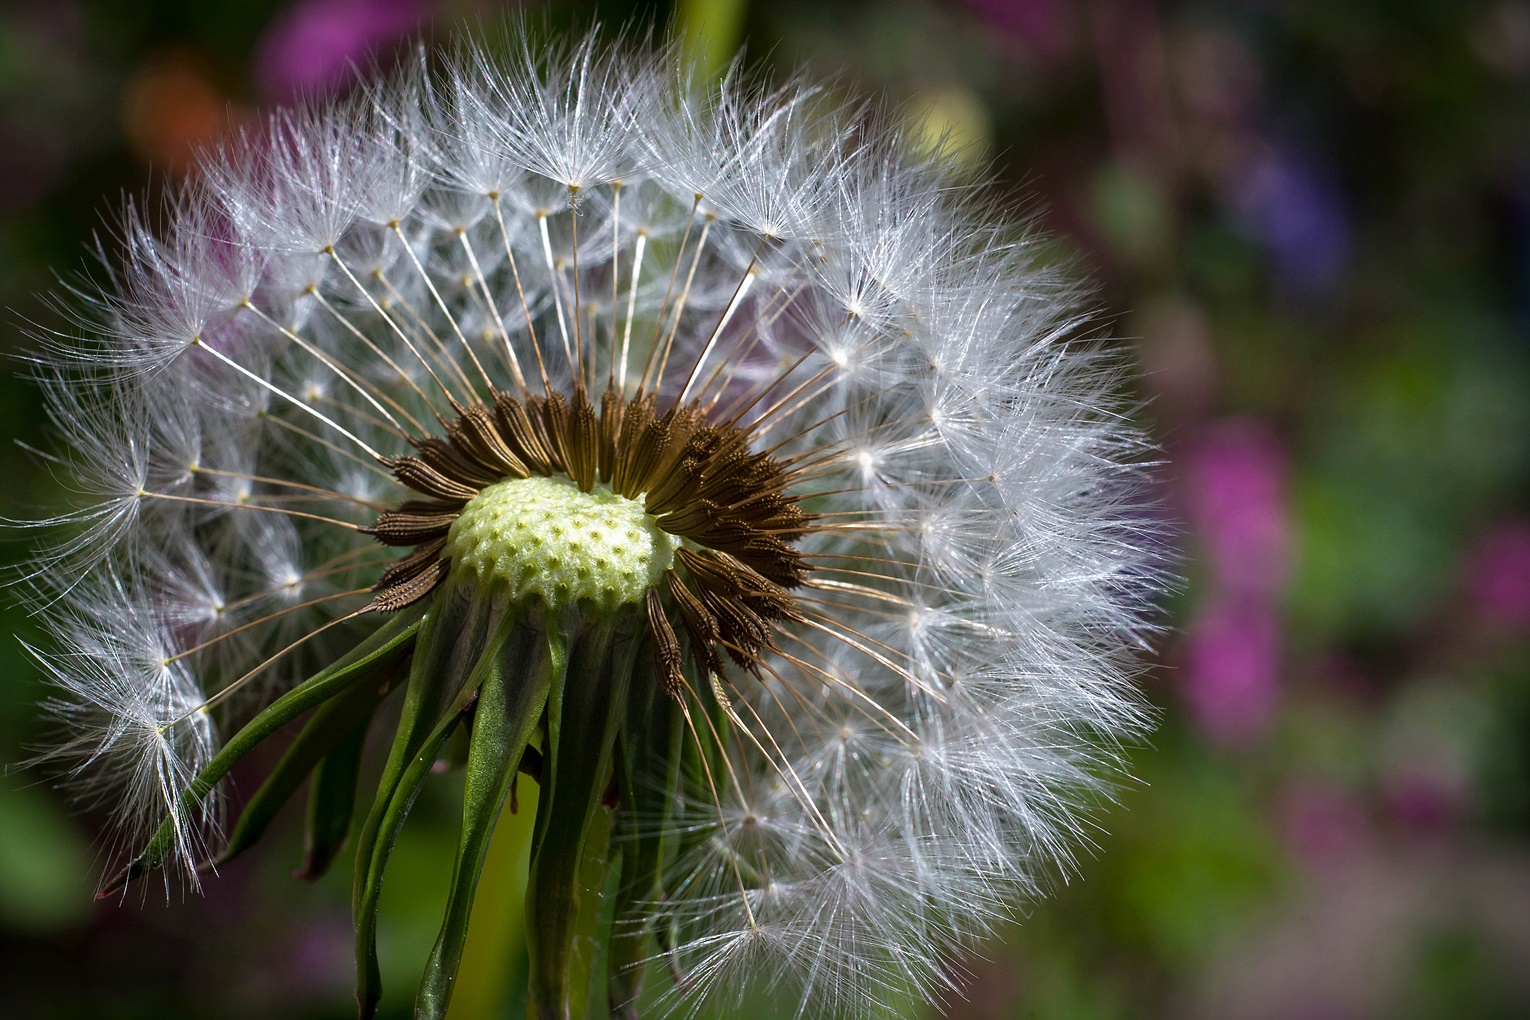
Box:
19 22 1164 1020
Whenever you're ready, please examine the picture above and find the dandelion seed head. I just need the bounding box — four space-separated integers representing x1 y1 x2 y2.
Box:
15 22 1166 1019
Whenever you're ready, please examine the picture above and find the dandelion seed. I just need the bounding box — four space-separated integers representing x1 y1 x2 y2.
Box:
15 23 1165 1020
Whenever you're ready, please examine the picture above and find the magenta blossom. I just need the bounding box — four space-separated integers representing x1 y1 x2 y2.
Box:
1183 597 1281 745
1185 420 1289 599
1464 520 1530 630
1180 420 1288 745
254 0 427 102
1276 779 1372 872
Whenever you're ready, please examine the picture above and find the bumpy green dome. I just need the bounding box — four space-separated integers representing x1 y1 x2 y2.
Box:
444 475 680 613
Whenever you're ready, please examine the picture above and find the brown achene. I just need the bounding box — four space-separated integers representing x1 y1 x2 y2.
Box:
367 384 811 696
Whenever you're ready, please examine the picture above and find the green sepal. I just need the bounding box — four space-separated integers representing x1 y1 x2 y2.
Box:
645 663 735 995
102 606 425 896
212 657 402 873
414 619 557 1020
525 615 641 1020
695 669 733 786
353 697 471 1020
350 585 505 925
353 586 514 1020
297 705 374 881
433 723 472 773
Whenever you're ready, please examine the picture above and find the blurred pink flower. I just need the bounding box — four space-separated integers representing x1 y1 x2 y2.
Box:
1184 597 1280 745
254 0 427 103
1179 420 1290 745
1383 769 1470 837
1277 779 1372 872
1186 420 1289 599
1464 520 1530 629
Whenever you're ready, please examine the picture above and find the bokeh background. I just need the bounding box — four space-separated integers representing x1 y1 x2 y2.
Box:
2 0 1528 1017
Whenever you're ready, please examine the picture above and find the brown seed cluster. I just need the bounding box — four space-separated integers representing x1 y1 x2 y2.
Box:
368 386 811 693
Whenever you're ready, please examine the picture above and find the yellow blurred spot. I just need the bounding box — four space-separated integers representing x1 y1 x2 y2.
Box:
906 85 992 166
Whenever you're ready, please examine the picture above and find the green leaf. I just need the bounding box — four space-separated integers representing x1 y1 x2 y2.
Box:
674 0 748 76
297 705 375 881
0 779 91 932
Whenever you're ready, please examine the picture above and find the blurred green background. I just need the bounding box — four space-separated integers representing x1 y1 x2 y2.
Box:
2 0 1528 1017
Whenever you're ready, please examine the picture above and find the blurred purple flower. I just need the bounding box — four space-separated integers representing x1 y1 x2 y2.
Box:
1464 520 1530 629
1277 779 1372 872
956 0 1074 59
1383 769 1469 837
1186 420 1289 599
1179 420 1290 744
1228 144 1350 296
1184 597 1281 745
254 0 427 103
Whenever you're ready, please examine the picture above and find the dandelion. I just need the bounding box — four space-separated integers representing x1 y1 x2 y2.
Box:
16 24 1163 1020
